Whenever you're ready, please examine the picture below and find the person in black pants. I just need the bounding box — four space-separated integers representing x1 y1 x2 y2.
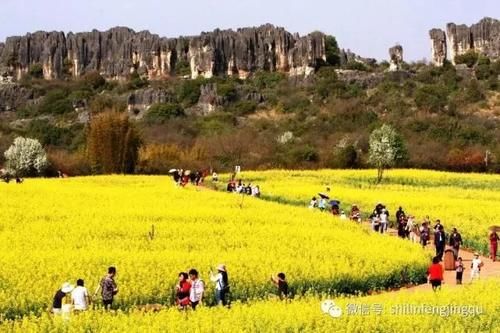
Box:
434 225 446 261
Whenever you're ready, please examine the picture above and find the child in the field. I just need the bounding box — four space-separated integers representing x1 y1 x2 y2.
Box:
470 253 483 282
455 257 464 285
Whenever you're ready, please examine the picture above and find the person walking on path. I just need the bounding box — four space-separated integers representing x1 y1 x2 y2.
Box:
470 253 483 282
449 228 463 260
427 257 444 292
94 266 118 310
188 269 204 310
455 257 464 285
52 282 74 314
420 222 430 248
379 209 389 234
210 264 230 307
71 279 90 311
270 273 289 300
434 225 446 261
175 272 191 309
489 230 499 262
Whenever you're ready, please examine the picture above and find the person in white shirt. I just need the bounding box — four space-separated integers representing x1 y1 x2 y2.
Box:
340 211 347 220
470 253 483 282
188 269 204 310
379 209 388 234
210 264 230 306
71 279 90 311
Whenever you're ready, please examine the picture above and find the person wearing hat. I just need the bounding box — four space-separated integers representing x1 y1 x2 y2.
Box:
210 264 230 306
470 252 483 282
52 282 74 314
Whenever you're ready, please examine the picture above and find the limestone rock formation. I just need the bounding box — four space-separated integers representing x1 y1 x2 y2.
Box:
339 49 376 67
430 17 499 65
0 85 34 111
429 29 447 66
0 25 327 81
388 44 403 71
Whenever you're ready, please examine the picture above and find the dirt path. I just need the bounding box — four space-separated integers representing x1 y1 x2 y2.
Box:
203 182 499 293
362 223 500 293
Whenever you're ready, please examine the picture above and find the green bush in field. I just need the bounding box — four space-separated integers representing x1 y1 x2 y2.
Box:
145 103 184 123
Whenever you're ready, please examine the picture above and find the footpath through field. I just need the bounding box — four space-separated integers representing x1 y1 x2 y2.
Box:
365 224 500 294
211 185 500 294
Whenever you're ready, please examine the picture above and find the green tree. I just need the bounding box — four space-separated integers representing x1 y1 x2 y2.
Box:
368 124 406 182
325 35 341 66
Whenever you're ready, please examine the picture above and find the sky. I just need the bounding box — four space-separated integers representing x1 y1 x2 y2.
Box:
0 0 498 61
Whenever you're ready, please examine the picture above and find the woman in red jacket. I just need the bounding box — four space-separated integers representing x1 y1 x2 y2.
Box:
176 272 191 309
427 256 444 291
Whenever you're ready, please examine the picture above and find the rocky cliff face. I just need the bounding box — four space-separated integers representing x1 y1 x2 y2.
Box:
430 17 500 65
0 24 326 81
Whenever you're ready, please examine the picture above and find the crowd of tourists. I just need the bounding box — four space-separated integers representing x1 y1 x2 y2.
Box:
51 265 288 315
226 178 261 197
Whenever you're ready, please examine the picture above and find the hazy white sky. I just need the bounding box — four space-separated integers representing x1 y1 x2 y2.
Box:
0 0 498 61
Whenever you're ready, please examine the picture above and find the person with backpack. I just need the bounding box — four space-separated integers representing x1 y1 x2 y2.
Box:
188 269 204 310
175 272 191 309
210 264 230 307
449 228 463 259
94 266 118 310
270 273 289 300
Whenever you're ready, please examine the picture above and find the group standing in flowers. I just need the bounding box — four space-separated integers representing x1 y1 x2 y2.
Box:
52 264 289 315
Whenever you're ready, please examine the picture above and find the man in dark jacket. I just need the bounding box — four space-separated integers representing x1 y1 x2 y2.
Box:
434 225 446 261
449 228 463 259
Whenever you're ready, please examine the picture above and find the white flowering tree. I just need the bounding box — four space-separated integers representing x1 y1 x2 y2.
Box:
368 124 406 183
4 137 48 177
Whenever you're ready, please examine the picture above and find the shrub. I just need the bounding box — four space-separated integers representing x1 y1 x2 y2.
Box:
228 100 258 116
80 71 106 90
145 103 184 123
137 144 182 174
454 50 478 68
414 84 449 113
175 59 191 77
28 63 44 79
89 94 126 114
445 148 486 172
26 119 73 147
330 144 359 168
47 149 90 176
38 89 73 115
176 79 203 107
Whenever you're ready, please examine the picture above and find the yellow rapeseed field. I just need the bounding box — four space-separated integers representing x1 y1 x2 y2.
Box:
2 279 498 332
239 169 500 253
0 176 428 319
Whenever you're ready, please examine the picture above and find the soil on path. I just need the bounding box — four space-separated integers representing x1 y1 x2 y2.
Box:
362 223 500 294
